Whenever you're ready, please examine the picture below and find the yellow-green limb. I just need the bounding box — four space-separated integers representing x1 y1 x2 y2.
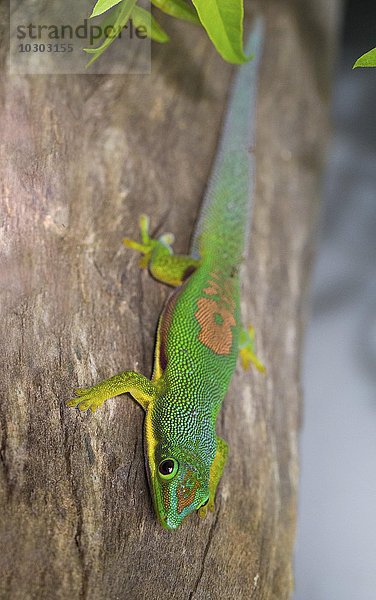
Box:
124 214 200 287
198 436 228 517
66 371 158 412
239 325 266 373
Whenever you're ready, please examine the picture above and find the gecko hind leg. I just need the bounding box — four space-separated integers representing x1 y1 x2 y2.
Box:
239 325 266 373
123 214 200 287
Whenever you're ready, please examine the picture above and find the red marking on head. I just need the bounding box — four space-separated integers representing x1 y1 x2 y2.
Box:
162 482 170 512
177 470 200 514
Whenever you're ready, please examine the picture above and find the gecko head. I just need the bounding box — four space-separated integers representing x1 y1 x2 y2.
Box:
144 400 216 530
148 445 211 531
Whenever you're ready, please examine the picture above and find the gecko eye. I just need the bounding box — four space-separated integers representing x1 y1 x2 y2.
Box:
158 458 179 480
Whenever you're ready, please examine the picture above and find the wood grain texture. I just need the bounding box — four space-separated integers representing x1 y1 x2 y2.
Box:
0 1 340 598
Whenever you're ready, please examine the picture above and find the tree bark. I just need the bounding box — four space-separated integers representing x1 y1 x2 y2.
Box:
0 1 340 599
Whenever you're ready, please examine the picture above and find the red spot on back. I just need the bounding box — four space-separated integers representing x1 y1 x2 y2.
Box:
195 271 236 355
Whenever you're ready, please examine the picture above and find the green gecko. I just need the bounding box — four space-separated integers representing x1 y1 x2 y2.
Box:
67 19 264 530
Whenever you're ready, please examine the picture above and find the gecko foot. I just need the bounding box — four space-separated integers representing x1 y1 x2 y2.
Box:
123 214 174 269
198 497 215 519
66 385 107 412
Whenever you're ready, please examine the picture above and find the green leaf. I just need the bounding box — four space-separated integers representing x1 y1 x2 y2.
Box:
353 47 376 68
151 0 200 25
91 0 124 18
192 0 249 64
132 6 170 43
84 0 137 66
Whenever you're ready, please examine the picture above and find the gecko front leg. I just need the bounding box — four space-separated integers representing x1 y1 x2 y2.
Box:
66 371 158 412
198 436 228 518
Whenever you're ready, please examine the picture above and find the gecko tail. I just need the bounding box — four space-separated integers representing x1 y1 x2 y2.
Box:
190 16 264 262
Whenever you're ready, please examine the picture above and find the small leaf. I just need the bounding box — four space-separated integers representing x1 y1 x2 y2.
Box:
132 6 170 43
84 0 137 66
151 0 200 25
353 47 376 68
192 0 249 64
91 0 124 18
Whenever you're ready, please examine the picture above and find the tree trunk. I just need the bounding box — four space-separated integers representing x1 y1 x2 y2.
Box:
0 1 340 598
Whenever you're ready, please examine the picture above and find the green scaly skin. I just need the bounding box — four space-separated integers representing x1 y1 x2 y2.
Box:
67 20 264 530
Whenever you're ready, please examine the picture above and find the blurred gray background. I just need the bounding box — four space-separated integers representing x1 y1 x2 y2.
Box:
294 1 376 599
